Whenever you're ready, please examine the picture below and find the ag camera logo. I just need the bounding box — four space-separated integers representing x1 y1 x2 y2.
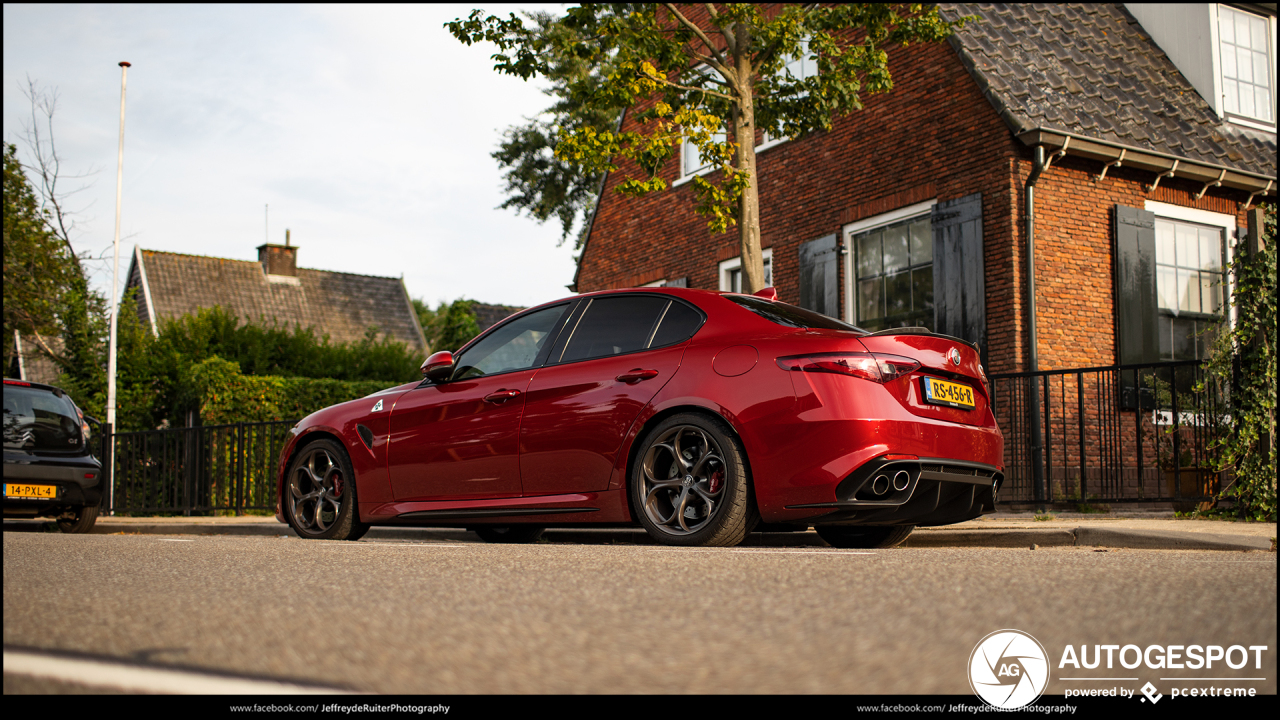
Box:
969 629 1050 709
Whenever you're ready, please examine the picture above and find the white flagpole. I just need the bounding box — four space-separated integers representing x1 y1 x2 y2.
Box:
106 60 130 514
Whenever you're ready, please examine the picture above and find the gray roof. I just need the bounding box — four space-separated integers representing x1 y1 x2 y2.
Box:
942 3 1276 178
471 303 524 333
128 249 427 354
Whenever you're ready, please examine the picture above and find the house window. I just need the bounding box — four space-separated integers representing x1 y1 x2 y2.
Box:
850 213 933 332
1155 217 1225 360
1218 5 1275 124
681 127 727 178
719 249 772 292
761 39 819 148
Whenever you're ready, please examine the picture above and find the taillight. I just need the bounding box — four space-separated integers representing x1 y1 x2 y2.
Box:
776 353 920 384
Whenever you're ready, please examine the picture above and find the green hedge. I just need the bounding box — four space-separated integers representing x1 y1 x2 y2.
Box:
190 357 400 425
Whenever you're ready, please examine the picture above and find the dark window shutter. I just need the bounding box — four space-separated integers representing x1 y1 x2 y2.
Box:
798 234 838 318
1113 205 1159 365
931 193 986 363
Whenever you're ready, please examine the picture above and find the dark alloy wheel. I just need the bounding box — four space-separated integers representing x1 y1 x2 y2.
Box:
473 526 546 544
816 524 914 549
631 413 758 547
284 439 369 541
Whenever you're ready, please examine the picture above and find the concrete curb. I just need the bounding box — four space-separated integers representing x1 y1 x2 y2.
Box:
3 518 1263 551
1073 526 1274 552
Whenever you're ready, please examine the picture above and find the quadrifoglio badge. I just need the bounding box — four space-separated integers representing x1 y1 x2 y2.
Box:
969 629 1051 708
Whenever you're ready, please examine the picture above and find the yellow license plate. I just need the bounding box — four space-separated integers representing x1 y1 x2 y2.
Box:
923 377 975 410
5 483 59 500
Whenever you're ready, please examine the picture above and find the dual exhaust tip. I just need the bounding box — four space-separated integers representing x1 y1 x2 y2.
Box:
870 470 912 496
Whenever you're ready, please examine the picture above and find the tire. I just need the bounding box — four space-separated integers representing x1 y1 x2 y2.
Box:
630 412 758 547
283 439 369 541
56 504 98 534
816 524 914 549
473 526 546 544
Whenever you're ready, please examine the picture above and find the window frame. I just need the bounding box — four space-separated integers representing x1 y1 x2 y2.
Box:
1215 4 1277 129
1144 201 1237 326
547 293 707 367
841 200 937 326
676 42 821 185
718 248 773 292
1144 201 1236 363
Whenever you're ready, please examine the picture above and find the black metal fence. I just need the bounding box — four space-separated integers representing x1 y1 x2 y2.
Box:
91 360 1228 514
102 420 295 515
990 360 1226 506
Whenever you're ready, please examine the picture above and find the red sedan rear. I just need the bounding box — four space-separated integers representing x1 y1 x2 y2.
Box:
275 287 1002 548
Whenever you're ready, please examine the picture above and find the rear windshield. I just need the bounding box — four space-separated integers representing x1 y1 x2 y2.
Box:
724 295 866 332
3 385 83 453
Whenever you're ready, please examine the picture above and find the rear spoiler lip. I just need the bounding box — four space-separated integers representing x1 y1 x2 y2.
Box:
859 327 981 354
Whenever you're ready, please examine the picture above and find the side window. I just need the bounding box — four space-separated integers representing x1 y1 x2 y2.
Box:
559 296 672 363
452 304 568 380
649 300 704 348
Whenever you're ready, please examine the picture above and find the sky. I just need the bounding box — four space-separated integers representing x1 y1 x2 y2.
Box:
2 4 580 310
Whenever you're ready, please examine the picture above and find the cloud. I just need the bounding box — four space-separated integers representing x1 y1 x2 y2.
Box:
3 4 580 309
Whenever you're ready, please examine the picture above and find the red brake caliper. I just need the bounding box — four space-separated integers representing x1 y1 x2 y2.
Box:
328 470 344 498
709 468 724 494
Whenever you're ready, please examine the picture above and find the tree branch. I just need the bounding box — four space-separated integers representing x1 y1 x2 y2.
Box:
661 3 734 83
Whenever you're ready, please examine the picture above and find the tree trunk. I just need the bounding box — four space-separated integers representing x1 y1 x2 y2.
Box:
733 24 765 294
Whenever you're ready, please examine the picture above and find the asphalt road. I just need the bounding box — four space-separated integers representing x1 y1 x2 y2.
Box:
4 532 1275 695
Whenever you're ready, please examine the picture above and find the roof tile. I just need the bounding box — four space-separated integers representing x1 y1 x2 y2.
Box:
942 2 1276 177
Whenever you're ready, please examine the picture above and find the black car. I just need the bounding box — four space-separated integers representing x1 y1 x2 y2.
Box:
3 379 103 533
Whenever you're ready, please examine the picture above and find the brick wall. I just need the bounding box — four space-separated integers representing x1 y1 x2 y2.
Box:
1019 154 1250 372
575 12 1253 376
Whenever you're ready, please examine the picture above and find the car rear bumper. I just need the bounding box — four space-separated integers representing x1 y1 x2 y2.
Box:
784 457 1003 527
3 457 104 514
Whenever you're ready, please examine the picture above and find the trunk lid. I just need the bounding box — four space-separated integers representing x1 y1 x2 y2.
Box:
856 330 990 427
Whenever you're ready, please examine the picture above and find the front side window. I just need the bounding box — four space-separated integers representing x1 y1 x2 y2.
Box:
852 214 933 332
1155 218 1225 360
452 304 568 380
1219 5 1275 123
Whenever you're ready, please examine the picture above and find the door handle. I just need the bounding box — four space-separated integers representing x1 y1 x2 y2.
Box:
616 368 659 383
483 389 522 403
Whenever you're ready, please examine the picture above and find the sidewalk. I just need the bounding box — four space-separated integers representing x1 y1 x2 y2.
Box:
6 511 1275 552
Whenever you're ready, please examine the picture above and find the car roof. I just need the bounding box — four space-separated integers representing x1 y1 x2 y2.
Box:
3 378 69 397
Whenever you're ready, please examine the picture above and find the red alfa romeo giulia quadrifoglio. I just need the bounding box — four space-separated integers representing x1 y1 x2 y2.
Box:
275 287 1003 548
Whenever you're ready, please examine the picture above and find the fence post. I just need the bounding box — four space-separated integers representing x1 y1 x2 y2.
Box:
100 423 114 515
1077 371 1086 502
1029 375 1046 506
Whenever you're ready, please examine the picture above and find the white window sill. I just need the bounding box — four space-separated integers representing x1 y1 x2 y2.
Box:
674 138 792 186
673 166 715 187
1224 115 1277 134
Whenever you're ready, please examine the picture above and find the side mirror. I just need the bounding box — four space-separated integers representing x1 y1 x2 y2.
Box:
420 351 455 382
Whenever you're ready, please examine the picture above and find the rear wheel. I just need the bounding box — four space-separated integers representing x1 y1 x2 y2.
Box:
56 504 98 534
817 525 914 549
472 526 545 544
631 413 758 547
284 439 369 541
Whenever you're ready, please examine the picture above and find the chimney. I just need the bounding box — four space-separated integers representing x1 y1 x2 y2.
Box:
258 232 298 277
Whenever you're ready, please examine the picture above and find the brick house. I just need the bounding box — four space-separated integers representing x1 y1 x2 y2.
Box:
123 238 428 355
571 3 1277 504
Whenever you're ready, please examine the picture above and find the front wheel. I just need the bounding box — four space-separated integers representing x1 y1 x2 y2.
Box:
631 413 758 547
816 525 914 549
284 439 369 541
